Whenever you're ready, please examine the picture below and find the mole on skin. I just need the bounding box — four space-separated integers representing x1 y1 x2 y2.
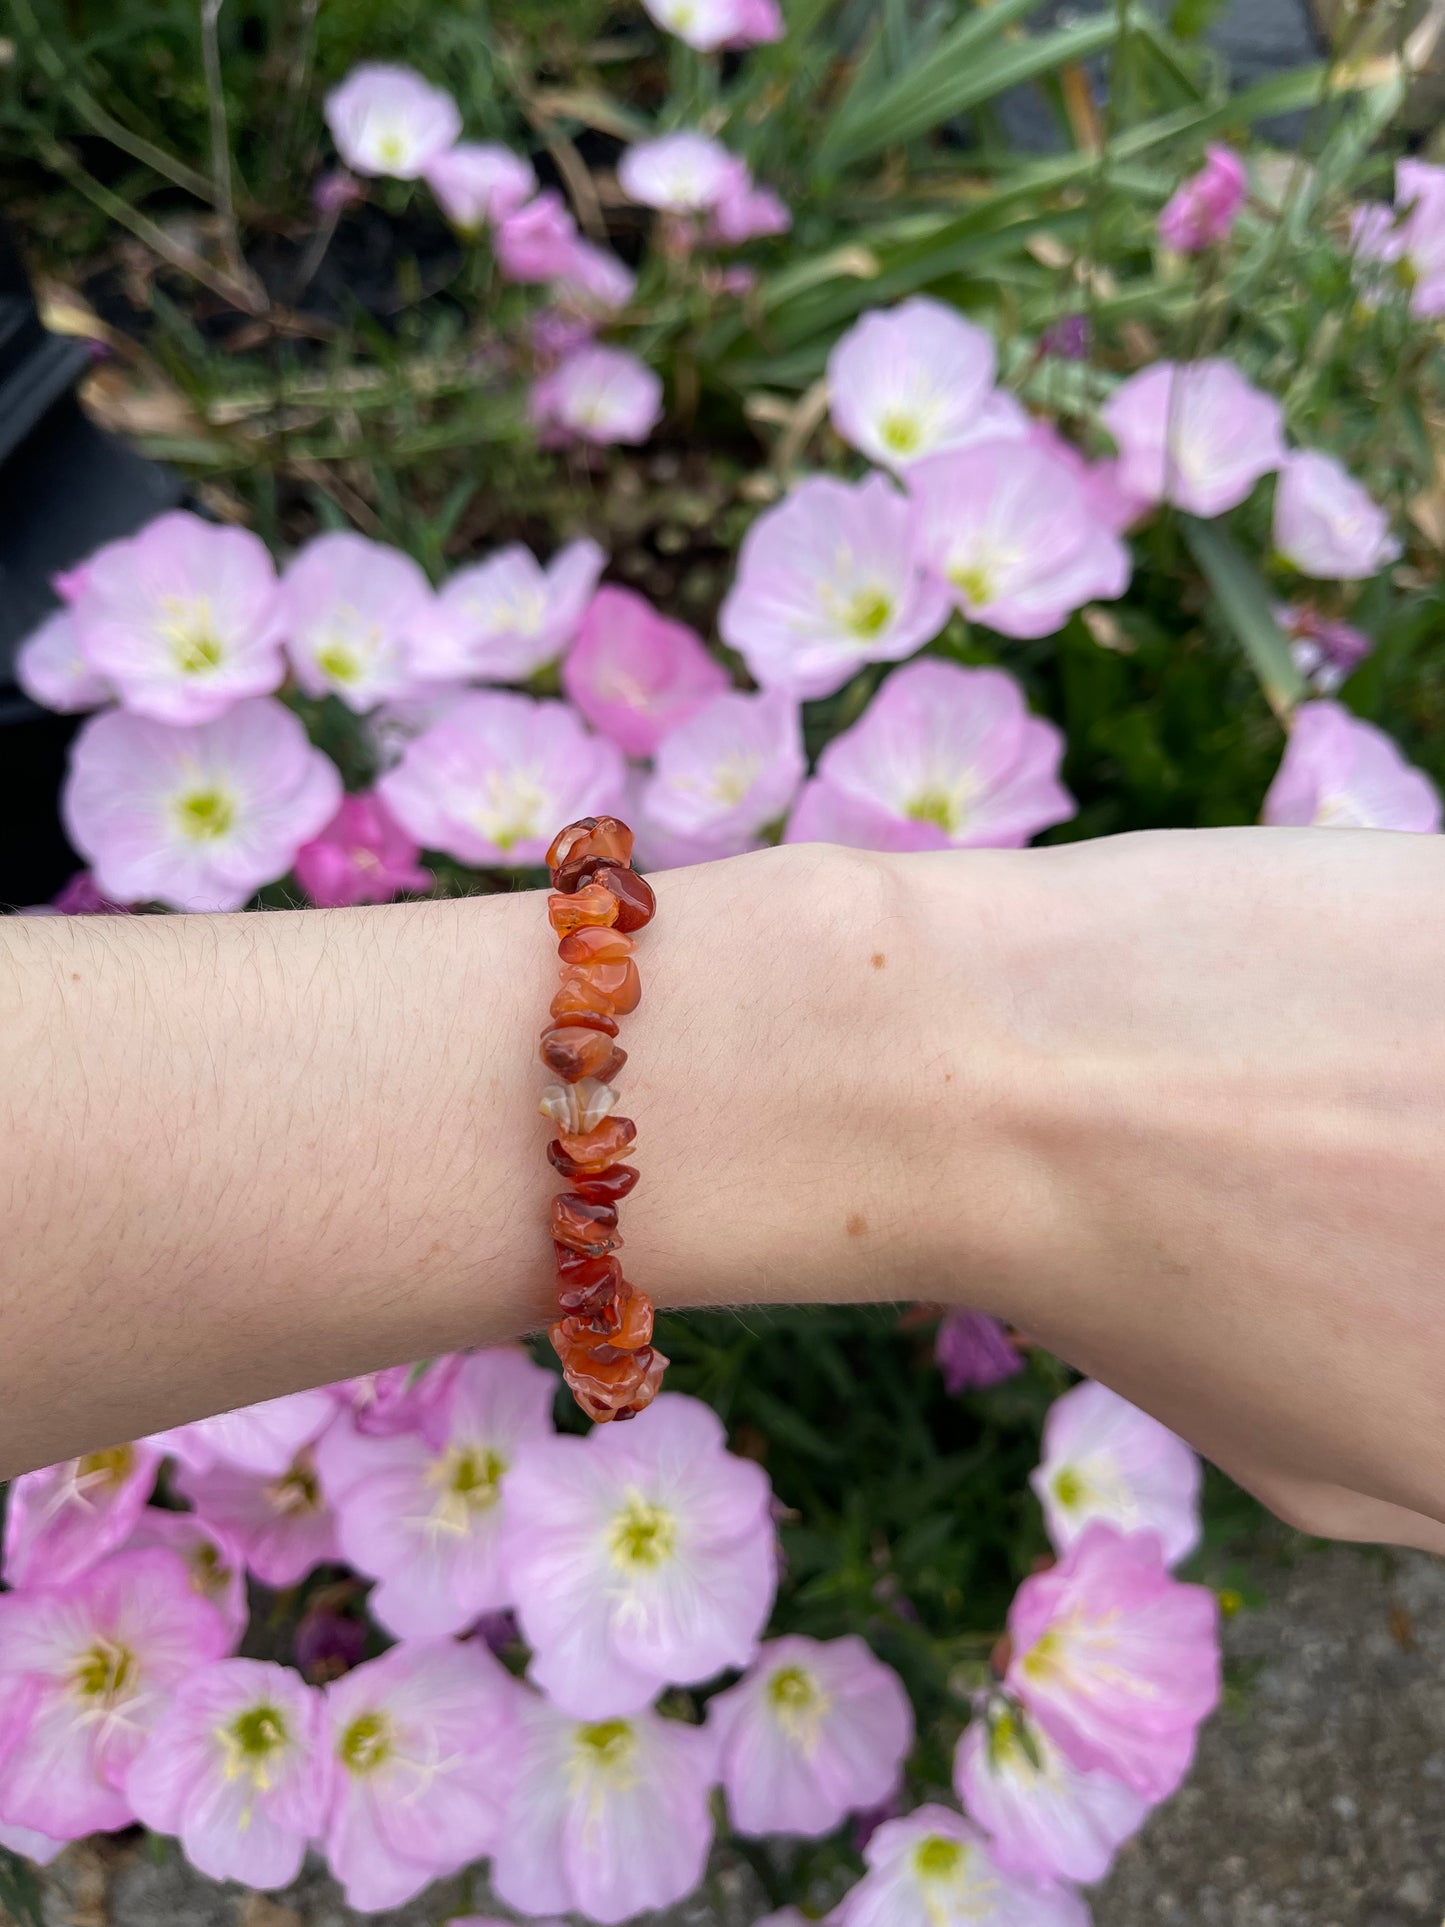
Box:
846 1212 869 1238
870 952 886 970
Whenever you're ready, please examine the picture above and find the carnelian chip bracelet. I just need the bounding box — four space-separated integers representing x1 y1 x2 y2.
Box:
539 815 666 1423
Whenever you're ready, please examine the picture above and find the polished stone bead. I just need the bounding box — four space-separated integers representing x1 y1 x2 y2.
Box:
554 1115 637 1170
539 1027 627 1084
550 1192 621 1255
551 858 656 932
547 816 635 875
571 1163 639 1205
557 925 636 967
557 956 641 1015
538 1077 618 1135
550 974 622 1022
563 1343 668 1423
541 1009 620 1039
547 883 620 938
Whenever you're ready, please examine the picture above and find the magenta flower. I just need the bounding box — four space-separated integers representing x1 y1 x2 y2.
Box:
1262 700 1441 832
490 1691 716 1924
1101 358 1286 517
642 0 783 49
786 661 1073 853
154 1387 337 1477
707 177 792 244
828 298 1015 474
14 609 113 712
70 511 284 724
936 1309 1023 1394
425 141 537 231
336 1355 463 1437
638 689 804 862
719 474 950 700
619 132 747 212
407 536 605 682
63 698 342 912
126 1658 330 1889
378 690 626 866
909 439 1131 637
555 240 637 313
0 1549 231 1838
500 1393 775 1718
123 1507 249 1642
3 1440 160 1588
832 1805 1090 1927
1272 449 1401 581
17 871 131 917
495 190 583 282
1277 605 1373 693
1353 159 1445 319
561 584 731 757
293 791 432 908
1031 1380 1201 1568
1157 144 1247 253
529 344 663 446
280 531 436 710
174 1447 339 1588
709 1634 914 1838
1006 1523 1220 1800
954 1699 1149 1886
323 1639 518 1910
313 168 363 215
324 64 461 179
317 1348 556 1638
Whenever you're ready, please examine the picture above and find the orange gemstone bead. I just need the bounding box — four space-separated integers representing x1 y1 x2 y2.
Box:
570 1163 639 1205
547 816 635 874
550 974 621 1023
542 1009 620 1039
564 1345 668 1423
552 858 656 933
558 957 641 1015
557 925 636 967
550 1192 622 1256
547 883 620 938
555 1115 636 1170
539 1027 627 1084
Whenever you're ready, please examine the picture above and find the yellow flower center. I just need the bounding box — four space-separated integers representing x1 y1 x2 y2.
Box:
448 1445 507 1509
73 1637 135 1701
846 588 894 639
265 1455 322 1517
1052 1466 1085 1511
950 563 995 608
906 788 964 833
609 1491 676 1569
219 1702 289 1793
913 1835 965 1880
377 131 407 167
317 638 363 683
77 1444 135 1491
880 411 922 456
340 1710 392 1774
175 787 236 842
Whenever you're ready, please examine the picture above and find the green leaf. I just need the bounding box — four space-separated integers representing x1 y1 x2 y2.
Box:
0 1847 44 1927
1183 516 1305 719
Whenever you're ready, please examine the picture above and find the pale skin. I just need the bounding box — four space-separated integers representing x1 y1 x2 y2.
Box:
3 827 1444 1554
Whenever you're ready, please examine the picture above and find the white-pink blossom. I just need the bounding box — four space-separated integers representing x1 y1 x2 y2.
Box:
828 297 1019 473
709 1633 914 1837
1031 1380 1201 1568
3 1440 160 1588
406 537 605 682
642 0 783 50
500 1393 776 1718
718 473 951 700
1272 449 1401 581
1101 358 1286 517
619 131 748 212
833 1804 1090 1927
638 688 804 863
280 531 437 710
14 609 113 712
425 142 537 231
153 1387 337 1477
529 344 664 446
63 698 342 912
1262 700 1441 833
561 584 730 757
324 64 461 180
123 1506 250 1642
175 1448 339 1589
70 511 284 724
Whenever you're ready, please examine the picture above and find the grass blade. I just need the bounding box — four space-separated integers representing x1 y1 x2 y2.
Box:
1183 515 1305 719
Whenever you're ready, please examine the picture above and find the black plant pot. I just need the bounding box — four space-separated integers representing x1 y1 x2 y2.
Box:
0 224 183 907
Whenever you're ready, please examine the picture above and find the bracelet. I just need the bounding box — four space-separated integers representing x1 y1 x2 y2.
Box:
539 815 666 1424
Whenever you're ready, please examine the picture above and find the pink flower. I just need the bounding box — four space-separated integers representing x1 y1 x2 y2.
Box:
619 132 748 213
154 1387 337 1477
63 698 342 912
1101 358 1286 517
323 1639 518 1910
0 1549 231 1838
1272 450 1401 581
707 178 792 244
14 609 113 712
70 511 284 724
554 240 636 313
1157 144 1247 252
0 1818 66 1866
709 1634 913 1837
1262 700 1441 832
936 1309 1023 1394
317 1348 555 1638
407 537 605 682
828 298 1016 474
3 1440 160 1588
377 691 626 866
1006 1523 1220 1800
337 1356 463 1437
638 689 803 862
1277 605 1372 693
786 661 1073 853
313 168 363 215
280 531 436 710
500 1393 775 1718
126 1658 330 1888
832 1805 1090 1927
1030 1380 1201 1568
1026 420 1150 535
495 191 582 282
324 64 461 180
175 1448 339 1589
425 142 537 231
47 870 132 914
718 474 950 700
489 1692 716 1924
1353 159 1445 319
909 439 1131 637
529 345 663 446
292 791 432 907
642 0 783 49
561 585 731 756
954 1698 1149 1886
123 1507 250 1642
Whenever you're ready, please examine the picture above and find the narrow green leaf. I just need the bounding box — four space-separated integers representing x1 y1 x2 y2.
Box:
1183 516 1305 718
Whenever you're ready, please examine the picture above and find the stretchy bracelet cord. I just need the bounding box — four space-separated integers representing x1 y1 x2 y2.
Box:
539 815 666 1424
